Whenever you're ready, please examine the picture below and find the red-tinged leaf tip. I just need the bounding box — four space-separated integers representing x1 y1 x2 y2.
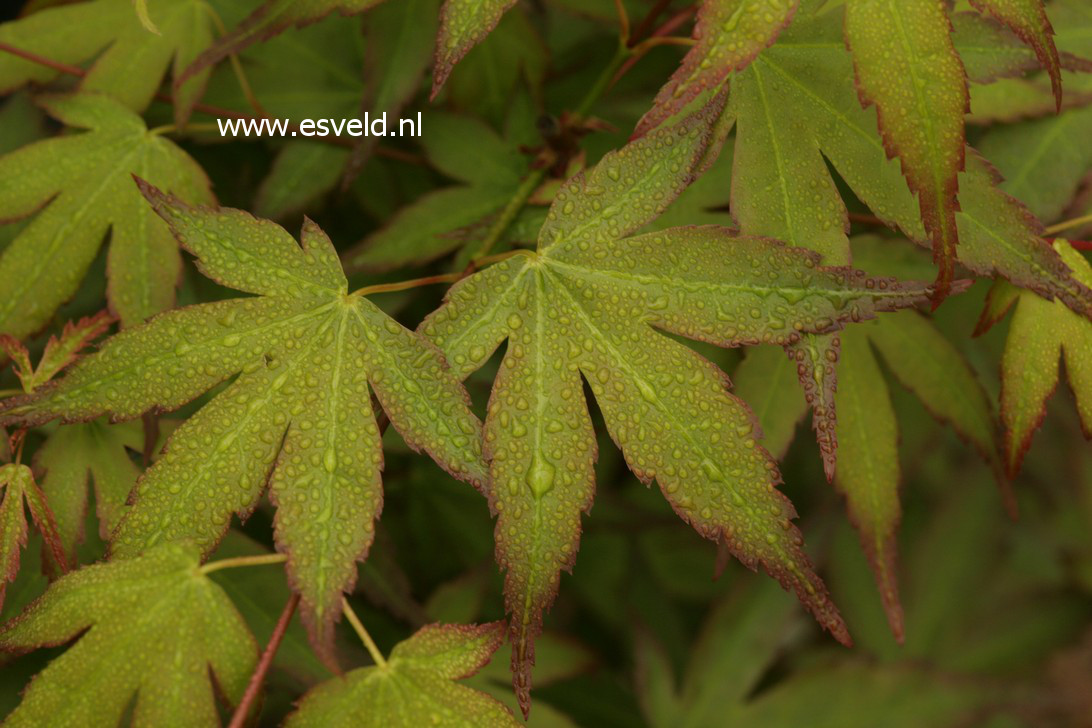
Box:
431 0 519 100
863 530 905 644
0 335 32 388
845 0 969 309
969 0 1063 111
974 280 1020 336
787 335 840 482
634 0 799 137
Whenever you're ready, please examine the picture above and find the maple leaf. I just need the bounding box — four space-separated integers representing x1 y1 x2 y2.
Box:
35 419 143 565
0 544 256 727
969 0 1063 108
832 309 1003 640
635 0 800 136
844 0 969 303
0 463 66 612
725 0 1092 321
0 0 225 125
0 311 113 394
432 0 518 99
0 183 487 660
178 0 385 90
0 93 212 340
977 241 1092 477
420 104 945 713
286 621 520 727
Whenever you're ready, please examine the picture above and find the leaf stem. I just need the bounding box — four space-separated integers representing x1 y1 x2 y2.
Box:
199 552 288 574
471 170 547 261
227 593 299 728
1045 213 1092 235
342 597 388 669
464 45 636 264
350 251 531 297
0 40 85 77
613 0 631 45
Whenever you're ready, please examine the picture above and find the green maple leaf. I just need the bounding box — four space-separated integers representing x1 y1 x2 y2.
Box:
179 0 385 90
832 309 1002 640
0 544 256 727
978 241 1092 476
843 0 969 301
969 0 1063 106
286 621 519 727
35 419 144 565
635 0 800 136
420 103 943 713
432 0 518 98
0 93 212 339
345 112 531 272
725 0 1092 320
0 0 229 124
0 184 487 659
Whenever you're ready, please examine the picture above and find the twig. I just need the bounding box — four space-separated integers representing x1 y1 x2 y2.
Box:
227 594 300 728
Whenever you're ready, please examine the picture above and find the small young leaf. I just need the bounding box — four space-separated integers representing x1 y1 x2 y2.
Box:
0 185 487 661
0 93 212 338
286 622 519 727
635 0 799 136
845 0 969 302
0 465 32 613
969 0 1063 107
8 312 113 394
432 0 519 99
0 544 256 727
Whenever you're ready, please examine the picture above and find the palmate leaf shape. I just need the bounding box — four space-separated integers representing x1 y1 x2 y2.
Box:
0 544 256 727
0 0 227 125
0 93 212 339
36 419 144 565
844 0 969 303
286 622 519 727
0 183 487 660
725 0 1092 321
976 241 1092 477
634 0 800 136
420 106 943 714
